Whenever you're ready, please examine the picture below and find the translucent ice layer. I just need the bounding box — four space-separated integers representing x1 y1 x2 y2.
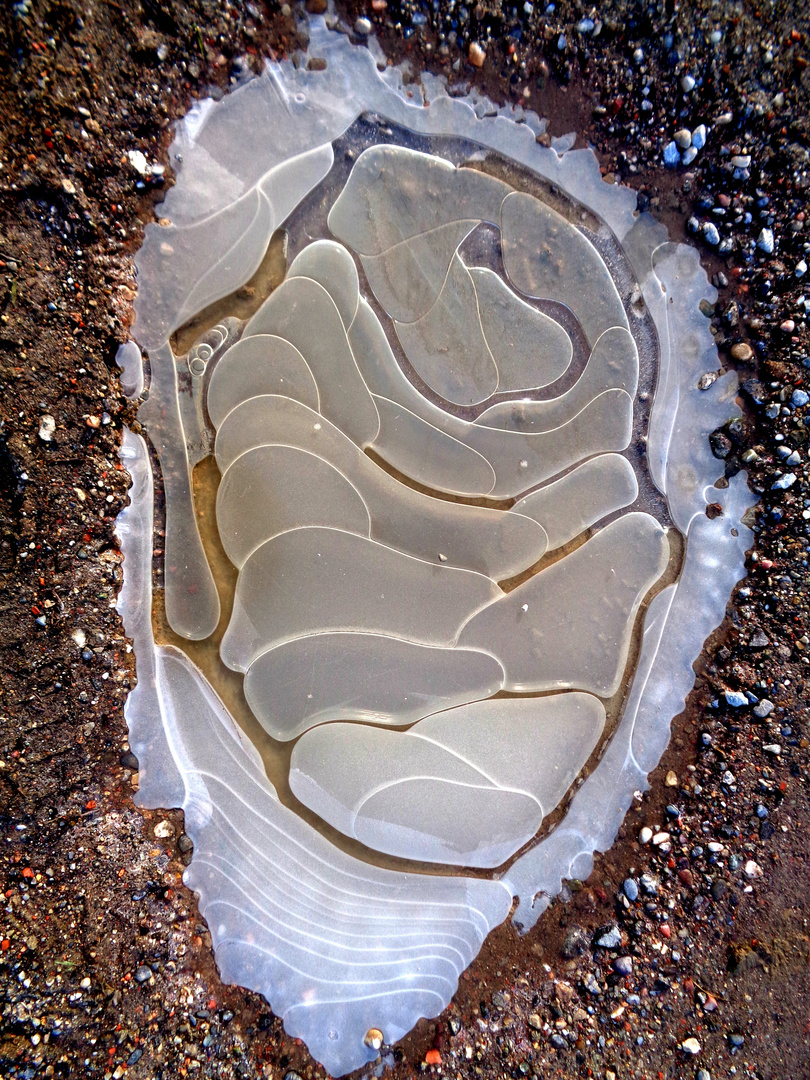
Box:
120 20 754 1077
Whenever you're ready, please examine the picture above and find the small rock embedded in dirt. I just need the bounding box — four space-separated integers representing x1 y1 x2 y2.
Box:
613 955 633 976
38 415 56 442
469 42 486 67
561 926 588 958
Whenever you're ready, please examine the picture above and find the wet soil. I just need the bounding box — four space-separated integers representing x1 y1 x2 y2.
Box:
1 2 809 1079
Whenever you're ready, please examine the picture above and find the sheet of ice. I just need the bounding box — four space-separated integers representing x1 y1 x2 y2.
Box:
327 145 510 255
290 694 605 867
500 189 629 347
349 298 634 497
220 526 502 673
513 454 638 551
215 406 547 577
121 21 756 1075
243 275 380 448
469 266 573 391
395 254 499 405
206 335 320 429
475 326 638 431
157 645 512 1075
216 445 371 568
244 633 505 740
459 513 669 694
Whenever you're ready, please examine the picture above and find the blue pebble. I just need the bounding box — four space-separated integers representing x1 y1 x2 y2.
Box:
623 878 639 901
792 389 809 407
663 141 680 167
724 690 748 708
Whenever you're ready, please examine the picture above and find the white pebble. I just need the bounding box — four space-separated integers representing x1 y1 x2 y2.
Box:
674 128 692 149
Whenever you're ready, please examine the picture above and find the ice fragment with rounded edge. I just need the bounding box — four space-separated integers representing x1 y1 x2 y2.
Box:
206 334 320 428
139 341 220 640
290 693 605 867
501 189 629 347
469 266 573 391
116 341 144 399
459 513 669 694
244 633 505 740
220 526 502 673
359 221 481 323
513 454 638 552
216 445 371 568
370 395 498 497
395 254 499 406
243 275 380 447
287 239 360 329
475 326 639 431
215 399 547 577
327 144 511 255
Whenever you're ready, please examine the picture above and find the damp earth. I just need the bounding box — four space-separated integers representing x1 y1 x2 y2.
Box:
1 1 809 1079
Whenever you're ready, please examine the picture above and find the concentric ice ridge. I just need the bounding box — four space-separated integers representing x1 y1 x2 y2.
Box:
115 19 755 1076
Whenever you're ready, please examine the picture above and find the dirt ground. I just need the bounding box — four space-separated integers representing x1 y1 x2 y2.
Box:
1 1 809 1079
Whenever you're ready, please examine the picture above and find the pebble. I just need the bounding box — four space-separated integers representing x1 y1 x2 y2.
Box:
354 16 373 34
698 371 718 390
744 860 763 879
127 149 148 176
663 141 680 167
364 1028 383 1050
134 965 152 983
561 926 588 958
613 955 633 976
674 128 692 149
681 74 696 92
595 925 622 948
692 124 707 150
757 227 775 254
468 42 486 67
725 690 748 707
680 1037 701 1055
639 826 653 844
792 388 809 407
682 146 698 166
582 971 602 995
697 1071 712 1080
796 259 807 278
665 770 678 787
623 878 639 901
729 1033 745 1047
772 473 796 490
702 222 720 245
754 699 774 718
731 342 754 361
38 415 56 442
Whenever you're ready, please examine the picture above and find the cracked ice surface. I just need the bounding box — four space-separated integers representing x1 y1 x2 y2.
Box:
118 20 755 1076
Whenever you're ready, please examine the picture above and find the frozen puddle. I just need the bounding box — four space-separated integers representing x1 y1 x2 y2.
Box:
116 20 754 1077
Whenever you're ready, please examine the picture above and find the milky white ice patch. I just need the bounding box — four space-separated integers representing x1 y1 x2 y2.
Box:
116 19 753 1077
